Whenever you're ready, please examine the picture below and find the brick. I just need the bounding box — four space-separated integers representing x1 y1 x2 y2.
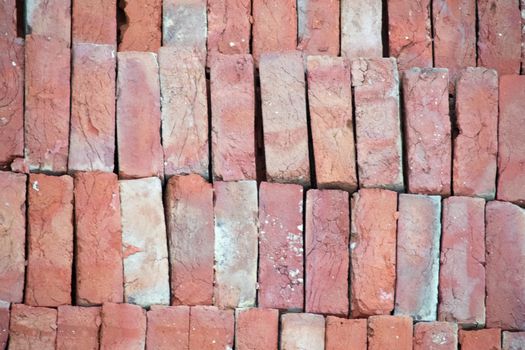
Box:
9 304 57 349
26 0 71 44
210 54 256 181
307 56 357 191
523 0 525 74
503 332 525 350
120 178 169 307
486 201 525 330
0 172 25 303
350 188 398 317
351 58 404 190
453 68 498 199
26 174 73 307
100 303 146 350
72 0 116 44
69 43 116 172
207 0 250 56
438 196 485 327
260 52 310 185
395 194 441 321
214 181 258 308
24 35 70 173
413 322 458 350
74 172 123 305
368 315 413 350
403 68 451 195
341 0 382 59
118 0 161 52
117 52 163 179
258 182 304 310
165 174 214 305
478 0 521 75
459 329 502 350
281 313 325 350
297 0 339 55
57 306 101 350
325 317 367 350
146 305 190 350
0 302 8 349
235 308 279 350
497 75 525 205
189 306 234 350
0 0 16 37
305 189 349 316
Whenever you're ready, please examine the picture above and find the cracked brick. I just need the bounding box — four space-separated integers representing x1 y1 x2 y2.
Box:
235 308 279 350
368 315 413 350
280 313 325 350
57 305 101 350
325 317 367 350
118 0 161 52
100 302 146 350
413 322 458 350
72 0 116 44
189 306 234 350
146 305 190 350
297 0 339 55
341 0 382 59
459 329 502 350
9 304 57 349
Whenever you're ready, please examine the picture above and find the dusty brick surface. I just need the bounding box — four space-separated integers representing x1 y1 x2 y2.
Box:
350 189 398 317
100 303 146 350
413 322 458 350
235 308 279 350
439 196 486 327
503 332 525 350
341 0 382 59
25 0 71 44
297 0 339 55
189 306 234 350
165 174 214 305
0 302 8 349
72 0 116 44
74 172 123 305
281 313 325 350
0 0 16 37
9 304 57 349
454 68 498 199
459 329 502 350
305 189 349 316
146 305 190 350
368 315 413 350
57 306 101 350
307 55 357 191
207 0 250 56
69 43 116 172
325 316 367 350
26 174 73 307
118 0 161 52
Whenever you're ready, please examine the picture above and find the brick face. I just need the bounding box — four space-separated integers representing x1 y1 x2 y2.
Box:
189 306 234 350
0 0 16 37
146 306 190 350
56 306 101 350
72 0 116 44
25 0 71 44
368 315 413 350
235 308 279 350
118 0 161 52
459 329 502 350
9 304 57 349
503 332 525 350
207 0 251 56
297 0 339 55
0 302 8 349
413 322 458 350
100 303 146 350
281 313 325 350
341 0 382 59
325 317 367 350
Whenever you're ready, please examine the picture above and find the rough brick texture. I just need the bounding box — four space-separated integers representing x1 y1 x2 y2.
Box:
325 317 367 350
100 303 146 350
235 308 279 350
459 329 502 350
9 304 57 350
297 0 339 55
368 315 413 350
57 306 101 350
189 306 234 350
0 302 8 349
207 0 250 56
413 322 458 350
25 0 71 44
281 313 325 350
0 0 16 37
341 0 382 59
72 0 116 44
503 332 525 350
146 305 190 350
118 0 161 52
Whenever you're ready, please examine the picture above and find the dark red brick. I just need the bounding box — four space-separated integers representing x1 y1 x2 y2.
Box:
459 329 502 350
235 308 279 350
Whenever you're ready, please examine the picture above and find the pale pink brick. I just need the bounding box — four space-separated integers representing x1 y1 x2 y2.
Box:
297 0 339 55
459 329 502 350
146 305 190 350
57 306 101 350
341 0 382 59
413 322 458 350
235 308 279 350
281 313 325 350
503 331 525 350
163 0 206 59
325 317 367 350
9 304 57 350
118 0 161 52
368 315 413 350
189 306 234 350
26 0 71 44
72 0 116 44
207 0 251 56
100 303 146 350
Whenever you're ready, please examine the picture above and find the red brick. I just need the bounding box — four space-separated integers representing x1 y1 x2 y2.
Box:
459 329 502 350
503 331 525 350
210 54 256 181
72 0 116 44
207 0 250 56
100 303 146 350
235 308 279 350
118 0 161 52
25 0 71 44
368 315 413 350
306 56 357 191
26 174 73 307
0 302 8 349
453 68 498 199
497 75 525 205
260 52 310 186
305 189 349 316
0 0 16 37
69 43 116 172
281 313 325 350
146 305 190 350
297 0 339 55
24 35 70 173
325 316 367 350
9 304 57 349
413 322 458 350
74 172 123 305
403 68 451 195
523 1 525 74
438 196 485 327
189 306 234 350
57 306 101 350
350 188 397 317
165 174 214 305
117 52 163 179
159 47 209 179
341 0 382 58
351 58 404 190
486 201 525 330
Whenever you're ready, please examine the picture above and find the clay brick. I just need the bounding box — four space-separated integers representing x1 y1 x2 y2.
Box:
486 201 525 330
403 68 451 195
523 1 525 74
438 196 486 327
207 0 250 56
57 306 101 350
165 174 214 305
74 172 123 305
117 52 163 179
258 182 304 310
9 304 57 349
453 68 498 199
341 0 382 59
235 308 279 350
0 302 8 349
210 54 256 181
0 172 25 303
413 322 458 350
72 0 116 44
26 174 73 307
100 303 146 350
395 194 441 321
25 35 70 173
368 315 413 350
69 43 116 172
297 0 339 55
325 317 367 350
0 0 16 37
189 306 234 350
281 313 325 350
351 58 404 190
307 56 357 191
118 0 161 52
459 329 502 350
260 52 310 186
214 181 258 308
350 188 398 317
497 75 525 205
503 331 525 350
305 189 349 316
25 0 71 44
146 305 190 350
